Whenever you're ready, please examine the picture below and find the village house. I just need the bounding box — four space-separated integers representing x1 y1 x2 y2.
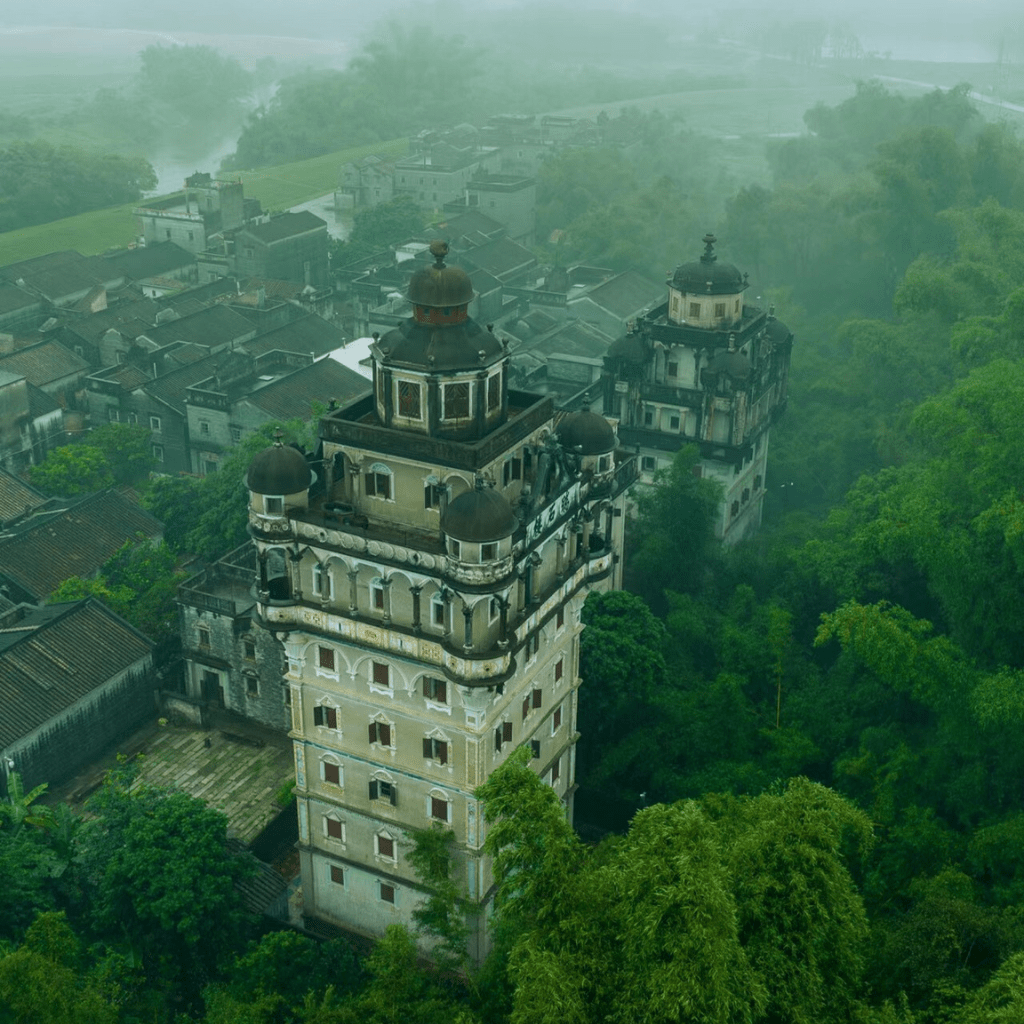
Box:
0 598 155 796
0 371 64 473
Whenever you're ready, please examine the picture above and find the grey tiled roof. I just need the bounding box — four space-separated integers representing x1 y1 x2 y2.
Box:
239 211 327 245
244 359 368 421
0 468 45 526
0 340 89 386
0 489 162 601
0 599 152 749
139 304 254 350
242 315 346 359
573 270 662 319
104 242 196 280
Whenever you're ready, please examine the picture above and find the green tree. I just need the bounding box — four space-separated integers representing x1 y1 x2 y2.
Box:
81 768 253 1000
86 422 155 485
406 825 469 973
0 912 117 1024
28 444 113 496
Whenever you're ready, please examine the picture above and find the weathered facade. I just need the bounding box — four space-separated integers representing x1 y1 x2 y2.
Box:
245 242 635 955
603 235 793 543
0 599 155 795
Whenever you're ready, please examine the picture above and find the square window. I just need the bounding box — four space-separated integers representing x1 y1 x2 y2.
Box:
670 416 680 430
150 415 162 432
244 640 256 660
398 380 421 418
245 673 258 696
450 539 461 558
377 835 395 858
642 456 656 472
314 705 338 729
689 302 701 318
372 661 390 688
372 585 385 610
644 409 654 427
318 646 335 671
330 865 344 885
152 444 164 463
533 687 543 708
667 361 678 377
380 883 395 904
197 627 210 648
200 421 210 436
365 470 392 500
422 737 448 764
323 761 340 785
423 677 447 704
370 779 397 804
431 597 445 628
325 817 343 840
369 720 392 746
431 797 449 822
715 302 726 318
231 427 242 443
424 482 445 509
481 542 497 561
265 496 283 514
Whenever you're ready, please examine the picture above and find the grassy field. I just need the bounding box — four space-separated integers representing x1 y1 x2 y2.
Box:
0 137 408 267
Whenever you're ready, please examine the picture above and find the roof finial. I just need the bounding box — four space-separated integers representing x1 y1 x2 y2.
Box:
701 233 717 264
273 428 284 447
429 239 449 268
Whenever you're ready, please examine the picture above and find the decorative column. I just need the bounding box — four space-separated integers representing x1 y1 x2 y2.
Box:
411 585 422 634
348 568 359 618
289 549 304 602
498 596 509 649
463 602 474 652
381 576 393 626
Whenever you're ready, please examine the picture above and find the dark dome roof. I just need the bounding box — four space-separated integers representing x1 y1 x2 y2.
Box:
441 484 519 543
706 348 750 380
377 317 503 372
409 240 474 308
247 442 311 494
557 408 616 455
672 233 746 296
765 317 792 344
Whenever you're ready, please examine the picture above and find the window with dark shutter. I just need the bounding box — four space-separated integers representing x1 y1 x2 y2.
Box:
323 762 340 785
487 372 500 410
555 658 563 681
369 780 379 800
512 457 521 480
522 696 530 720
365 471 391 499
533 688 542 708
398 380 421 418
503 721 512 743
531 740 541 758
494 726 503 752
330 865 344 885
377 835 394 858
314 705 337 729
553 705 562 731
373 586 385 610
431 797 448 821
551 758 561 782
318 647 335 670
326 818 343 839
423 677 446 703
373 662 390 687
444 382 470 419
557 607 564 629
380 883 395 903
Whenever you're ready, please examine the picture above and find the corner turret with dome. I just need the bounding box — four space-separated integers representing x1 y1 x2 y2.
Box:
246 431 312 517
604 232 793 545
371 240 508 441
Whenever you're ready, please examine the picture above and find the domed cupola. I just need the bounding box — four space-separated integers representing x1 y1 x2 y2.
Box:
440 478 519 564
246 433 311 515
667 234 748 330
372 240 509 442
557 406 616 456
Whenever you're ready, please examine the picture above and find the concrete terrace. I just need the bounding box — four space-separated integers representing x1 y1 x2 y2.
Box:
134 721 294 845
